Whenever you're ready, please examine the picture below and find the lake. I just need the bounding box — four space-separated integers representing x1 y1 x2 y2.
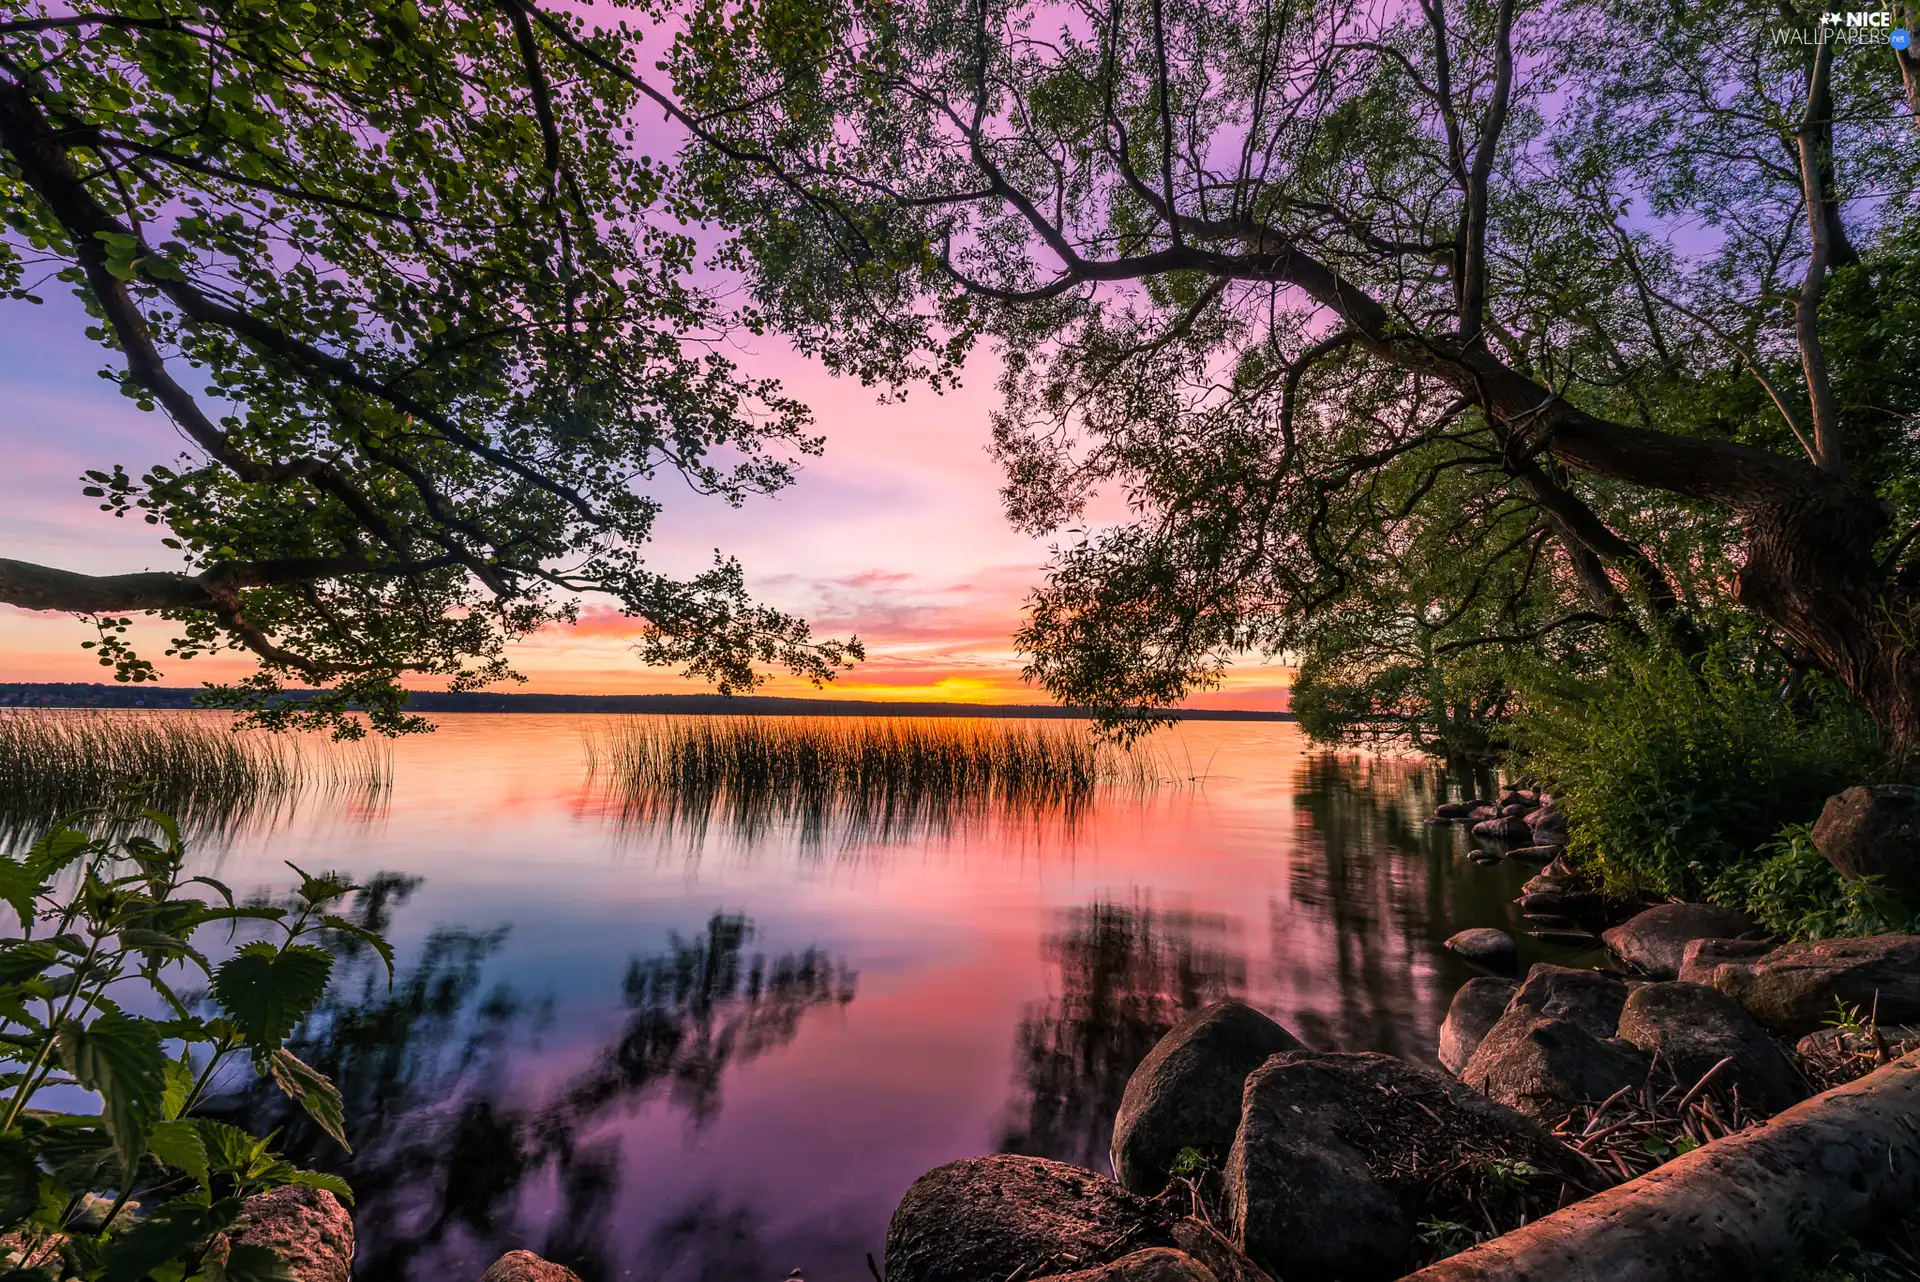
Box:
32 714 1601 1281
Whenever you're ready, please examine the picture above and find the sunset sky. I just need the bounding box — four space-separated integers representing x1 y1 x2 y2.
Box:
0 289 1292 709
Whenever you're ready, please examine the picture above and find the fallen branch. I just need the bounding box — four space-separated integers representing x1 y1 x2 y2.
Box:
1401 1049 1920 1281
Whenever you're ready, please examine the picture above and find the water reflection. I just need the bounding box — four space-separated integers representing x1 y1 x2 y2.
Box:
213 891 855 1279
998 898 1248 1172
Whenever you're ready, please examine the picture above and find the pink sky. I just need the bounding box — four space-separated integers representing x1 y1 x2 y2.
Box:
0 291 1292 709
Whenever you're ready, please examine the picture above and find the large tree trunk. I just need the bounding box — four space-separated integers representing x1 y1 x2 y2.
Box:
1400 1049 1920 1281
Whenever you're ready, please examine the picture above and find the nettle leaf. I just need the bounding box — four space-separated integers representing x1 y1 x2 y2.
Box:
318 916 393 983
24 828 91 882
267 1050 349 1154
161 1057 196 1122
285 865 357 910
54 1010 165 1175
0 858 43 929
0 942 58 987
283 1169 353 1206
208 1242 297 1282
97 1197 242 1282
212 945 334 1063
0 1131 43 1230
147 1118 210 1190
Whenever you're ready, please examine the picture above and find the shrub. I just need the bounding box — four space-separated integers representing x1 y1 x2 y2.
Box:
1709 824 1915 940
0 809 388 1280
1512 645 1881 900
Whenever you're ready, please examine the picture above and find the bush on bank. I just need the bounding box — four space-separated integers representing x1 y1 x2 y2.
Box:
1512 644 1882 904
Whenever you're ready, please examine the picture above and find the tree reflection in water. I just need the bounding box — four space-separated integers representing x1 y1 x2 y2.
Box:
998 898 1249 1173
211 884 855 1280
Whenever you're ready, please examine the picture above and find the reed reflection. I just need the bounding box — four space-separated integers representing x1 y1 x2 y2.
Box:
213 884 855 1280
998 898 1248 1173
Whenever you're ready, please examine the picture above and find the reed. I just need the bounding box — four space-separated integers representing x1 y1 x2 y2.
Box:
585 715 1171 841
0 709 389 839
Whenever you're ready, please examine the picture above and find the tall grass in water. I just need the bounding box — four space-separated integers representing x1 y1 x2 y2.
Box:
0 710 390 840
586 716 1171 843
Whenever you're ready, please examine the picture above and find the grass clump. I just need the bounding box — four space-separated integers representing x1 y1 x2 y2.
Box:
0 710 387 840
1511 644 1880 900
587 715 1170 841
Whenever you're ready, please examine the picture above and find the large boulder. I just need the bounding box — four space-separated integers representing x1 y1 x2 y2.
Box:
1433 800 1489 821
1457 966 1646 1122
1518 888 1600 919
1707 935 1920 1036
1111 1000 1304 1195
1438 977 1517 1075
1677 936 1774 985
1035 1249 1218 1282
885 1156 1178 1282
1524 805 1569 846
1443 928 1515 969
1601 904 1762 980
1812 785 1920 904
1473 816 1532 843
480 1252 584 1282
1223 1052 1591 1282
232 1187 352 1282
1615 981 1802 1115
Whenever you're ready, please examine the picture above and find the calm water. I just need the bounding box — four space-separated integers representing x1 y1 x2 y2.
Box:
36 715 1600 1280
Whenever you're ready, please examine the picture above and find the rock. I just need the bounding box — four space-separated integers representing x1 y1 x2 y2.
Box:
1500 803 1534 818
232 1187 352 1282
1796 1023 1920 1058
1677 936 1774 985
1601 904 1762 980
1521 873 1571 897
1500 788 1539 809
1527 929 1599 947
1472 816 1532 843
1433 800 1488 821
1443 928 1516 969
1111 1000 1304 1196
480 1252 584 1282
1167 1221 1272 1282
1812 785 1920 904
1518 889 1600 918
1457 965 1646 1122
1507 963 1630 1037
1438 977 1518 1075
1035 1248 1218 1282
1615 982 1802 1115
885 1156 1178 1282
1708 935 1920 1036
1224 1051 1590 1282
1521 913 1578 931
1505 845 1565 864
1544 855 1575 878
1469 852 1505 866
1526 806 1569 844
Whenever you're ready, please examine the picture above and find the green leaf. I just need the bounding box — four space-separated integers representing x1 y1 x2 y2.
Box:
54 1010 165 1175
0 1131 43 1230
147 1119 210 1189
161 1057 196 1122
206 1243 296 1282
24 829 89 882
212 945 334 1063
0 858 42 929
97 1198 242 1282
267 1050 348 1154
284 865 357 910
282 1168 352 1206
318 916 393 983
0 942 58 987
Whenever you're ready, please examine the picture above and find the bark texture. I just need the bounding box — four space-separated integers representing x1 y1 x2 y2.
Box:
1398 1049 1920 1282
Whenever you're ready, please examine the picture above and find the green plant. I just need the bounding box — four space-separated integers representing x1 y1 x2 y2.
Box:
0 810 389 1280
1709 826 1915 941
1416 1219 1476 1259
1512 644 1881 899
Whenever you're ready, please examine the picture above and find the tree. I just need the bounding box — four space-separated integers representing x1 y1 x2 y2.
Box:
0 0 859 734
641 0 1920 742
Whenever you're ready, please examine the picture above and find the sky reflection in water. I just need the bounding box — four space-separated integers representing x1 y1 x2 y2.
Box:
131 714 1587 1281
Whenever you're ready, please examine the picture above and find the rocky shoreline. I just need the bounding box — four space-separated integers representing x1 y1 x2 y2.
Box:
243 785 1920 1282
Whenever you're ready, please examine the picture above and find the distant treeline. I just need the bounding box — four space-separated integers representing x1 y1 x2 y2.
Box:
0 683 1293 722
